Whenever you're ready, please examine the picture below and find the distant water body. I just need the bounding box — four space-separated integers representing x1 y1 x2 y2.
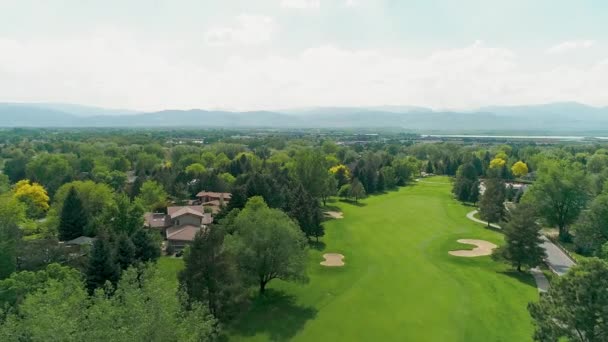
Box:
421 135 608 141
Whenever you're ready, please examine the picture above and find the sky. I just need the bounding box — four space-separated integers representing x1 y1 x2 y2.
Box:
0 0 607 111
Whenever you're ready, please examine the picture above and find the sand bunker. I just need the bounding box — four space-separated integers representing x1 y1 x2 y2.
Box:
324 211 344 219
449 239 497 257
320 253 345 267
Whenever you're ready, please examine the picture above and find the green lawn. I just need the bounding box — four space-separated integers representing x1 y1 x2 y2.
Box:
225 176 538 341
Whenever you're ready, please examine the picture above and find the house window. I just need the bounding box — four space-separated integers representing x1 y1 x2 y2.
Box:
175 219 180 226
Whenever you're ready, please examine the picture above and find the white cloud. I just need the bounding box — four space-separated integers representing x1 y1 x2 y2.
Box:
1 35 608 111
280 0 321 9
344 0 357 7
204 15 277 46
546 40 596 54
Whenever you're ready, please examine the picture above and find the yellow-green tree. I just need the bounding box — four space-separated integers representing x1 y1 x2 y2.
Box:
13 180 50 218
511 161 529 177
489 158 506 169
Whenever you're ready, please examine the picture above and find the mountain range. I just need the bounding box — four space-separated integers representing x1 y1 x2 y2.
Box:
1 102 607 134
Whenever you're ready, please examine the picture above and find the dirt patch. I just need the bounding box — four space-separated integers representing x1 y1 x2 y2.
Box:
449 239 497 257
324 211 344 219
320 253 345 267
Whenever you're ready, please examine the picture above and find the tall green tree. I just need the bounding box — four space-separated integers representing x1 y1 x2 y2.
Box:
136 180 168 212
528 258 608 342
452 163 479 203
320 174 338 206
110 194 144 236
493 204 546 271
479 176 506 227
58 187 88 241
179 227 243 319
86 236 119 292
115 234 136 271
225 197 308 294
293 148 329 199
25 153 74 195
131 229 160 263
0 195 25 279
288 183 324 241
573 192 608 255
0 264 219 341
349 178 366 203
523 161 588 241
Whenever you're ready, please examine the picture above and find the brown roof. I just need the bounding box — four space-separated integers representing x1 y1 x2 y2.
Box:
144 212 171 228
166 225 201 241
169 206 204 219
167 205 204 216
195 191 232 200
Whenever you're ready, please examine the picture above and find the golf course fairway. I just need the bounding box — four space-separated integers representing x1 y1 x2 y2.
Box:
225 176 538 341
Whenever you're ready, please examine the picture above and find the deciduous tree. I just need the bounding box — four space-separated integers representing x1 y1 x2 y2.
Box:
511 161 529 177
528 258 608 342
225 197 308 294
523 162 588 241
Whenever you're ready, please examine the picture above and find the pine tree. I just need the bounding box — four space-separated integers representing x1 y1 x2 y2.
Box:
132 229 160 263
116 234 136 271
86 236 119 292
452 163 479 203
494 204 546 272
288 183 324 240
58 187 88 241
376 171 385 192
479 175 506 227
179 227 243 319
425 161 434 174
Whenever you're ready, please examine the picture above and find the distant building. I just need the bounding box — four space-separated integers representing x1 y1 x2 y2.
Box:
144 205 213 252
195 191 231 213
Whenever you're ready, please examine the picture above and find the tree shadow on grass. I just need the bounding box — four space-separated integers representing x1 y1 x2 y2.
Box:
309 240 326 251
338 199 367 207
322 204 341 212
227 290 318 341
499 270 537 290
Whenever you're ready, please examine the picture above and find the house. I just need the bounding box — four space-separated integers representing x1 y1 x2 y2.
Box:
196 191 231 204
195 191 231 213
144 205 213 252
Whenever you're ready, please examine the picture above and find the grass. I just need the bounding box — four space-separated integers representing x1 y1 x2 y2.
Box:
223 176 538 341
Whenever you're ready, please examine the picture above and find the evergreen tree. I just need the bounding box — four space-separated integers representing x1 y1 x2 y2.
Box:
86 236 119 292
179 227 243 319
493 204 546 272
115 234 136 271
58 187 88 241
376 171 385 192
288 183 324 241
452 163 479 203
131 229 160 263
479 175 506 227
425 161 434 174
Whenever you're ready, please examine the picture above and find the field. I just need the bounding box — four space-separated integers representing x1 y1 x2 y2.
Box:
165 177 539 341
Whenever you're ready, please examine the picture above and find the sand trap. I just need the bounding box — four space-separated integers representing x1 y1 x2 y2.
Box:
320 253 345 267
324 211 344 219
449 239 497 257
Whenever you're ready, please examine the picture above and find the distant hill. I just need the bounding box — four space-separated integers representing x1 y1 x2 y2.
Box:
0 102 607 134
